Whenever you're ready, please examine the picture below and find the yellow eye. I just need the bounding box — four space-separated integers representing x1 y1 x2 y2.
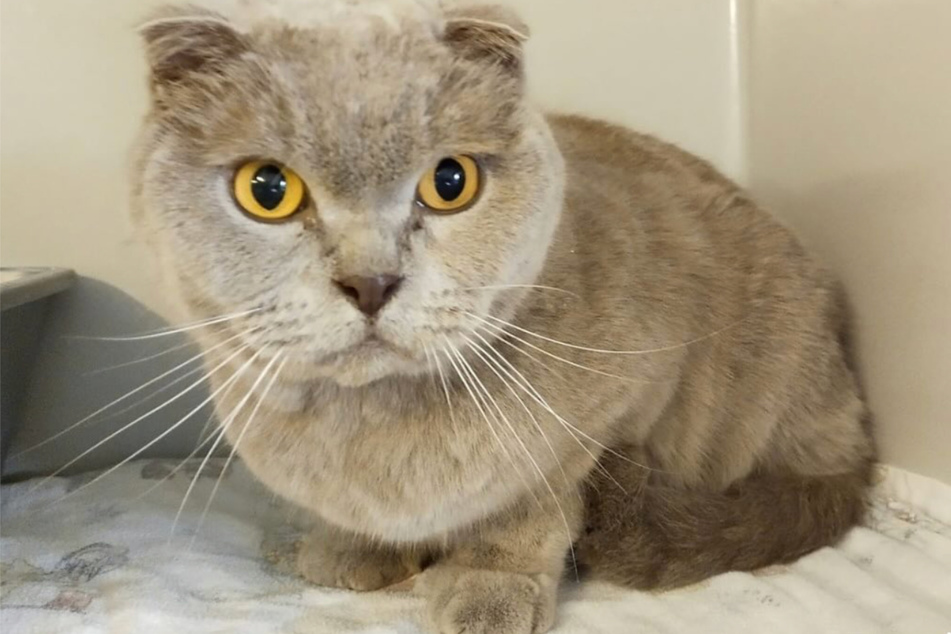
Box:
416 155 481 213
233 160 306 221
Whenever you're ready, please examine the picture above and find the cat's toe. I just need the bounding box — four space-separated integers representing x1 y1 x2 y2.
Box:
423 567 556 634
296 533 416 592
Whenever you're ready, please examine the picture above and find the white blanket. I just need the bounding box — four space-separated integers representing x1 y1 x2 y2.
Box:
2 461 949 633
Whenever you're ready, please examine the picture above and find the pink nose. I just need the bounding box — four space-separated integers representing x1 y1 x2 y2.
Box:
334 274 403 317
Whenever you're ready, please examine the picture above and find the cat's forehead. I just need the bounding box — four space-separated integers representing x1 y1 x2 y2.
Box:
274 33 444 199
150 0 526 200
208 22 520 199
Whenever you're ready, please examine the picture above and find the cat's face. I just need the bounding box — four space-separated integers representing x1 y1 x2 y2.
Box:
133 2 563 387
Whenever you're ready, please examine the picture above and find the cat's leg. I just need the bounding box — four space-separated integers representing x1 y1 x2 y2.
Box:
297 522 423 592
417 490 583 634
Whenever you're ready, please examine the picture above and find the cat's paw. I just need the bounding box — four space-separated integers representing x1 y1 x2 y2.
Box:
296 532 417 592
420 566 557 634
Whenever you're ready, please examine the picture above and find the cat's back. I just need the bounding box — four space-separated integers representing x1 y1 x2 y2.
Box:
542 112 795 306
544 112 773 272
545 113 741 206
544 112 820 297
544 113 872 488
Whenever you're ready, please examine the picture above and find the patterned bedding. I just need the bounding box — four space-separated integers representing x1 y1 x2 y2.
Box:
2 460 949 633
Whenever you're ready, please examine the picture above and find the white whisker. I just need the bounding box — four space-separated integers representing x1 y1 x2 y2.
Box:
422 343 439 392
45 342 261 504
459 337 579 581
463 335 571 492
127 432 220 506
442 339 541 509
429 343 456 430
189 354 286 549
83 338 199 376
14 329 253 460
91 364 209 428
68 307 262 342
196 364 244 447
470 315 653 384
468 327 647 487
459 284 581 299
474 311 745 356
171 347 270 542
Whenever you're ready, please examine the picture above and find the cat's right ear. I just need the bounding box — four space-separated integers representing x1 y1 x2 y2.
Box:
443 5 530 72
137 5 248 86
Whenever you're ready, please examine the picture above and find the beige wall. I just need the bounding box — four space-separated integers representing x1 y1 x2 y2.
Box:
747 0 951 483
1 0 165 313
510 0 746 182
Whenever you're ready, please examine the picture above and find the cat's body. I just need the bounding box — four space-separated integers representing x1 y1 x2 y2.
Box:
132 2 875 632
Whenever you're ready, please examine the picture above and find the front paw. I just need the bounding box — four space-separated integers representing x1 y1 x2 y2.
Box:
296 531 418 592
420 566 557 634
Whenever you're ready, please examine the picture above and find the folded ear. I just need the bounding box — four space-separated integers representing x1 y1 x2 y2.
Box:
138 5 249 84
443 4 530 70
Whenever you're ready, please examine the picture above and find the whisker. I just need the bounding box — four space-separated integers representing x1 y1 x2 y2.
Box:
31 343 254 492
475 324 650 470
440 339 540 508
43 342 261 505
469 315 654 384
422 343 439 392
458 284 581 300
429 343 456 430
474 311 746 356
170 347 270 542
468 327 648 486
459 348 543 485
67 307 262 342
126 432 220 506
462 335 571 492
195 359 245 447
189 353 286 549
90 364 209 429
459 337 579 581
12 329 253 459
466 337 625 499
83 337 199 376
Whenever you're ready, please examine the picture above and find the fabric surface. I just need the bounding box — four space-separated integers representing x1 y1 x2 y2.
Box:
1 461 949 633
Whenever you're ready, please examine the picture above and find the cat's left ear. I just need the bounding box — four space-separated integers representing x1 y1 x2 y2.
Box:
137 5 249 85
443 5 530 71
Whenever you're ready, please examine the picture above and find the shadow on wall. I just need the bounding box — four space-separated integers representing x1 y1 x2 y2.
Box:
4 276 220 479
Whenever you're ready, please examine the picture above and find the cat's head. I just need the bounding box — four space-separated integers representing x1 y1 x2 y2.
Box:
132 0 564 387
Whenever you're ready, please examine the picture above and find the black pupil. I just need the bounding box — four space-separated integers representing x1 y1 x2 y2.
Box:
434 158 466 201
251 165 287 211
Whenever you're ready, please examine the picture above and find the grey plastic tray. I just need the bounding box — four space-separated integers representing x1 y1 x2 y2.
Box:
1 267 76 473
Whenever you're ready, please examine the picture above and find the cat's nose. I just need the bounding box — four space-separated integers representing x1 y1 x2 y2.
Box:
334 274 403 317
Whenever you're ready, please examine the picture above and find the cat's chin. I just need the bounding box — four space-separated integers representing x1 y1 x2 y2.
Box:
328 363 399 388
317 341 424 388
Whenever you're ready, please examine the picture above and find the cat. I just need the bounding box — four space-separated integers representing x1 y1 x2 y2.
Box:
130 1 876 632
